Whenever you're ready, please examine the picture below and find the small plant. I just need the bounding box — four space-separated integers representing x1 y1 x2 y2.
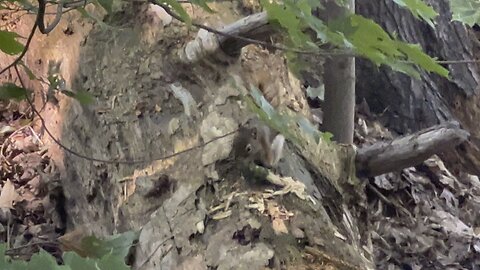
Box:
0 230 138 270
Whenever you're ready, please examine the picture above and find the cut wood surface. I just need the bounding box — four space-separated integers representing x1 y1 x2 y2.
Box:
356 121 470 177
180 12 273 63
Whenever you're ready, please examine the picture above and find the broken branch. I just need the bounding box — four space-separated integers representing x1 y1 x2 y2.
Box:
356 121 469 177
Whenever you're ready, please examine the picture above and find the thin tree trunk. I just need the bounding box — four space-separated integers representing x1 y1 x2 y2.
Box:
322 0 355 144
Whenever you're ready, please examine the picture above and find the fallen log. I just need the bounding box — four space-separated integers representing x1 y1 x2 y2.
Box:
356 121 470 177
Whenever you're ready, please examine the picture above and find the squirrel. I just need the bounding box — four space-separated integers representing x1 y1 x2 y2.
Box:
233 120 285 169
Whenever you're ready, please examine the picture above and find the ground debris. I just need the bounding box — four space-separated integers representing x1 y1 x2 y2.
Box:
355 112 480 269
0 101 65 261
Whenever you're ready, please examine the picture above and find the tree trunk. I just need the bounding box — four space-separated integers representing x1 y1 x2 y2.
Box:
34 2 373 269
356 0 480 175
322 0 356 144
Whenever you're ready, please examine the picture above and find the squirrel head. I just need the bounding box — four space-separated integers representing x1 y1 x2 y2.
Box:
233 122 285 168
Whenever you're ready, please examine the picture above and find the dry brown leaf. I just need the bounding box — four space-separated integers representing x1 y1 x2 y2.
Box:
266 201 290 235
58 226 90 256
272 218 288 235
0 179 19 209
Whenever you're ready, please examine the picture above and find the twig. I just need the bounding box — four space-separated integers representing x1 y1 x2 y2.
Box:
435 59 480 64
367 183 412 219
37 0 64 34
5 240 58 256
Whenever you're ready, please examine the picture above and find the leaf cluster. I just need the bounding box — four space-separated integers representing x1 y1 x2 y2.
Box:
0 231 138 270
261 0 449 79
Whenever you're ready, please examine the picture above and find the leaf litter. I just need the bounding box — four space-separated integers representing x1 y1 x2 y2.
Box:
355 107 480 269
0 99 65 261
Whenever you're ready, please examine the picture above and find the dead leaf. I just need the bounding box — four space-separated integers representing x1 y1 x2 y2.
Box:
266 201 291 235
272 218 288 235
0 125 15 136
0 179 19 209
58 226 90 256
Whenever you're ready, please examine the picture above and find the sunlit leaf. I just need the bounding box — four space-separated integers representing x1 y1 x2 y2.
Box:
0 83 28 101
0 30 24 55
260 0 448 79
261 0 311 48
19 60 37 80
62 90 95 105
190 0 214 13
332 14 449 78
96 0 113 13
73 90 95 105
450 0 480 26
393 0 438 27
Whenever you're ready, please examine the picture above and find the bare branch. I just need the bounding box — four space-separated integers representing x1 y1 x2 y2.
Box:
37 0 64 34
356 121 470 177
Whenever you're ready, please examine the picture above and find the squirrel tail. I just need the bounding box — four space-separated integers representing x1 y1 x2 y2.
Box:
270 134 285 166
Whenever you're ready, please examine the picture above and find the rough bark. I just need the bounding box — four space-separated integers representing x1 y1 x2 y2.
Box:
356 0 480 175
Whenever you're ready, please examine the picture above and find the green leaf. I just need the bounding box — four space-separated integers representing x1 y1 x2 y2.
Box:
97 252 129 270
392 0 438 27
62 90 95 105
396 42 449 77
190 0 214 13
259 0 447 79
61 90 76 98
11 260 29 270
96 0 113 13
0 30 24 55
0 232 137 270
321 131 334 142
154 0 191 25
332 14 449 78
76 7 113 29
450 0 480 26
73 90 95 105
306 85 325 101
63 252 98 270
261 0 311 48
0 244 8 269
81 231 138 259
19 61 37 80
0 83 28 101
26 249 68 270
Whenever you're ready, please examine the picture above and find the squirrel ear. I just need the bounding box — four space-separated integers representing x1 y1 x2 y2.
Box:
251 127 258 139
270 134 285 166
